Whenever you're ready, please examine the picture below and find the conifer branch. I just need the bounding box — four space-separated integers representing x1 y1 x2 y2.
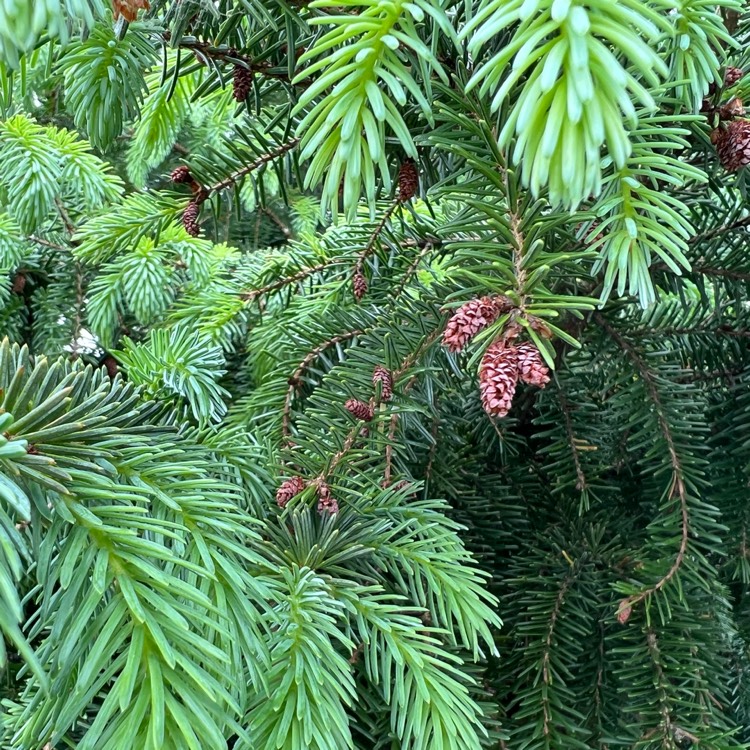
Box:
241 261 336 302
596 313 690 609
282 329 363 438
557 387 587 493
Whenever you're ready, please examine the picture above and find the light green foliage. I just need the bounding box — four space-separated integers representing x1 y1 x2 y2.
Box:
0 0 105 67
58 24 157 150
295 0 450 219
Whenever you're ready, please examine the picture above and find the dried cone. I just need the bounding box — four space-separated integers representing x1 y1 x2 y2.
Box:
397 160 418 202
353 269 368 302
516 342 551 387
443 296 505 353
233 65 253 102
345 399 374 421
182 201 201 236
714 119 750 171
11 273 25 294
725 66 744 87
101 355 119 379
113 0 150 22
479 342 519 418
171 165 193 184
316 481 338 515
372 365 393 401
276 476 306 508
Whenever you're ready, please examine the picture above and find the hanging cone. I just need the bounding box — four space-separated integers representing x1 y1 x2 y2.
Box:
353 270 368 302
276 476 306 508
479 342 519 418
233 65 253 101
182 201 201 236
397 160 418 202
372 365 393 401
345 399 374 421
516 342 551 387
443 296 509 353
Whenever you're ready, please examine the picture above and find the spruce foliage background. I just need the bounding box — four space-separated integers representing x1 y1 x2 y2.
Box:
0 0 749 748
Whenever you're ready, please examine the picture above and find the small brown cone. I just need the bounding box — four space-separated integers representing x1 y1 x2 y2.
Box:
182 201 201 236
353 270 368 302
516 342 551 387
276 476 306 508
345 399 374 421
479 342 519 418
372 365 393 401
714 119 750 171
725 66 744 87
171 165 193 184
233 65 253 102
443 296 508 353
316 481 338 515
397 160 418 202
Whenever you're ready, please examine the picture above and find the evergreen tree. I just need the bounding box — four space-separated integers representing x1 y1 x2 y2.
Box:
0 1 749 748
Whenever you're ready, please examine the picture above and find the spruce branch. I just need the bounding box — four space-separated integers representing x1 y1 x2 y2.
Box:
596 313 690 612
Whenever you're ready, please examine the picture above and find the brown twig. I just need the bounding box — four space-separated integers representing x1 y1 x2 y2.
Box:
353 200 399 278
558 388 587 492
596 313 689 609
241 261 334 303
282 330 363 438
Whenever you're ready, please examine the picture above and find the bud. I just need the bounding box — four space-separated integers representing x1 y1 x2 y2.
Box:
617 599 633 625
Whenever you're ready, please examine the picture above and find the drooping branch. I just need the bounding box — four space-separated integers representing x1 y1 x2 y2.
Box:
596 313 689 610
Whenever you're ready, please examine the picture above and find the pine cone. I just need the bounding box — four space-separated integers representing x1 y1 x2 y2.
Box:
372 365 393 401
516 342 550 387
276 476 306 508
714 119 750 171
725 66 744 87
182 201 201 236
233 65 253 102
479 342 519 418
345 399 374 421
443 296 507 353
316 481 338 515
397 160 418 202
171 165 193 184
353 269 368 302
